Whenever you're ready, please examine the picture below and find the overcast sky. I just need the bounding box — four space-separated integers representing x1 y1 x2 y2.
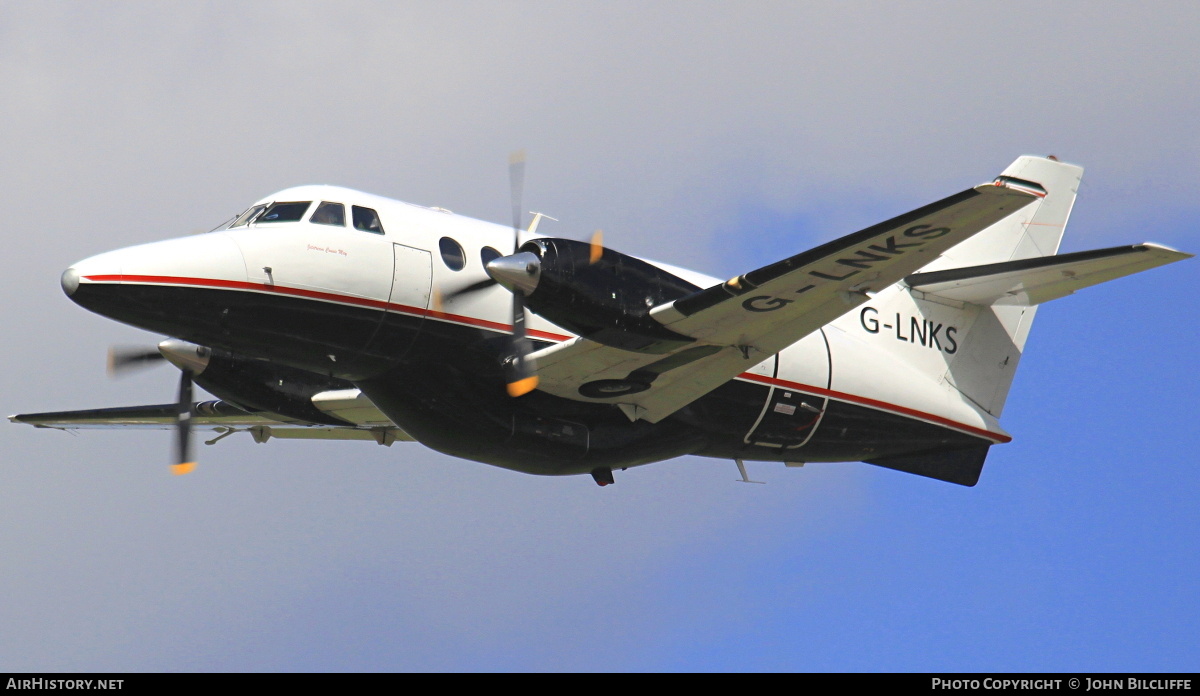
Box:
2 2 1197 672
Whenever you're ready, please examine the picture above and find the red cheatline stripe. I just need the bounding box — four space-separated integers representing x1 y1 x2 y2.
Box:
83 273 1009 442
737 372 1010 443
81 274 572 341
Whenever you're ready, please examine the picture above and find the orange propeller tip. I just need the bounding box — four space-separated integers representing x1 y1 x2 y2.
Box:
589 230 604 264
506 376 539 397
171 462 197 476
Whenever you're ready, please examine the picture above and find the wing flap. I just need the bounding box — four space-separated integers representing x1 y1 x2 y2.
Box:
906 243 1192 306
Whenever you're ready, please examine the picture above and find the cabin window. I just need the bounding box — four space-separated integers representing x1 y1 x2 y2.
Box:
352 206 384 234
230 204 266 228
310 202 346 227
480 246 503 267
440 237 466 271
259 201 312 223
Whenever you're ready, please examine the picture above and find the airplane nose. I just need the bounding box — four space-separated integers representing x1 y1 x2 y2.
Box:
61 244 128 310
61 267 79 297
61 233 247 333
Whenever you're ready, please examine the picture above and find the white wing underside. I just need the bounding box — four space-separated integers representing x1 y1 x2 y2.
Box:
9 389 412 444
531 182 1041 423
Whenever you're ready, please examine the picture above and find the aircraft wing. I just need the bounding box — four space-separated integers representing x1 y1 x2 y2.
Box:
530 179 1041 423
9 400 413 445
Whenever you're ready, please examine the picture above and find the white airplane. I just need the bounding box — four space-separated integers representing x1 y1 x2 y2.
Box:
11 155 1191 486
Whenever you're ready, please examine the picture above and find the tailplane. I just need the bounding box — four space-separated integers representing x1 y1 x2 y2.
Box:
906 243 1189 307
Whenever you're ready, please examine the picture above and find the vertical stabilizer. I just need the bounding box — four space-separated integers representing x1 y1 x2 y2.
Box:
840 156 1083 417
919 155 1084 279
935 156 1081 415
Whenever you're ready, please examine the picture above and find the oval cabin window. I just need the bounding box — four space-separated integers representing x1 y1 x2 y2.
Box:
440 237 466 271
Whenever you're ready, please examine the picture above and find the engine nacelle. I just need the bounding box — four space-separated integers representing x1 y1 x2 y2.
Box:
161 340 356 425
512 238 702 352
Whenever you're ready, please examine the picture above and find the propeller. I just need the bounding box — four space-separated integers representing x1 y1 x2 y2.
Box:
107 339 207 474
172 369 196 475
504 150 537 397
433 154 610 398
107 346 167 376
433 277 498 308
589 229 604 264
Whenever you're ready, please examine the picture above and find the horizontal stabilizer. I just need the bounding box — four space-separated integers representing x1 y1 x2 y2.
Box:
906 243 1192 306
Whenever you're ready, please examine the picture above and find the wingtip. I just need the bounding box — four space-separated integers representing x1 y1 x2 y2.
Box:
1138 242 1194 259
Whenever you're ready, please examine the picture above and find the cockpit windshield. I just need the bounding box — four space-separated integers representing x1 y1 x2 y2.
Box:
225 198 378 232
258 201 312 223
352 205 384 234
229 204 267 228
310 201 346 226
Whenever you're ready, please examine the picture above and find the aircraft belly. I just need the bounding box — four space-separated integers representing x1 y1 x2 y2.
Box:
67 281 421 380
356 369 707 476
689 384 991 464
353 319 708 475
351 316 1001 473
778 400 990 463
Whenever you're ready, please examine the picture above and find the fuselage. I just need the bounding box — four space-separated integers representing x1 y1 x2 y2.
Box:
61 185 1007 476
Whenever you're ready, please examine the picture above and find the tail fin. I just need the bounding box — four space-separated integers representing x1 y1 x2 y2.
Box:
920 155 1084 279
837 155 1188 485
846 155 1083 417
922 155 1083 416
834 155 1188 420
